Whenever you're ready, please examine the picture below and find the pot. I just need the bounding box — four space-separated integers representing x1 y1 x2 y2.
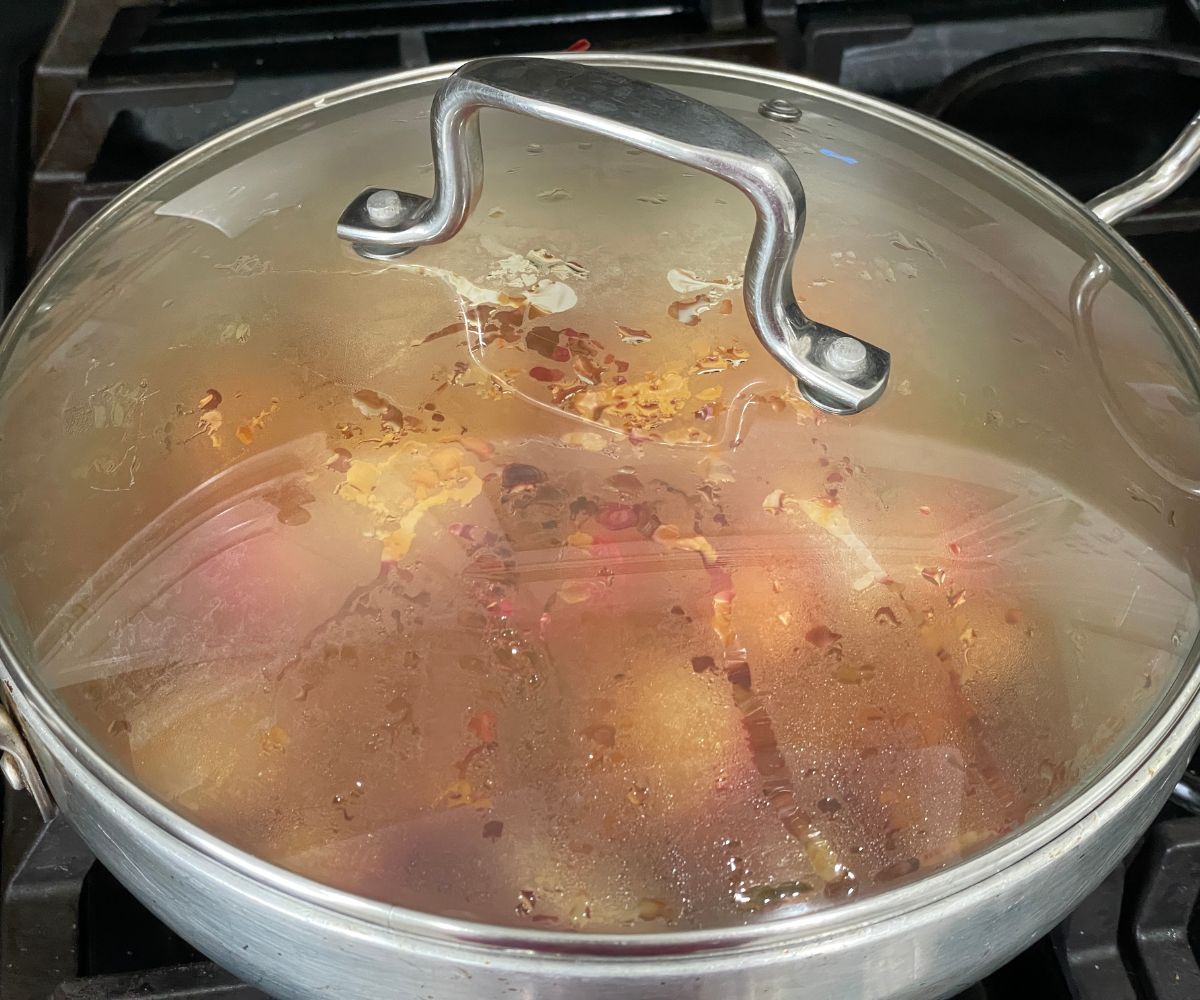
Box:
1 53 1199 1000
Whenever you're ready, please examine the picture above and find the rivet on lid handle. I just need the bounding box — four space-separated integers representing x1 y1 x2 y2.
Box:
758 97 803 123
336 56 890 415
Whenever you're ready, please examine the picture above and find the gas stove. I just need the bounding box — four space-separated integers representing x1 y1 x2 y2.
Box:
3 2 1200 998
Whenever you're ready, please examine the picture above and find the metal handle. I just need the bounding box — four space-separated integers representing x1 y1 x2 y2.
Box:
336 57 889 415
1071 110 1200 496
1089 110 1200 226
1172 770 1200 813
0 702 54 820
1080 112 1200 802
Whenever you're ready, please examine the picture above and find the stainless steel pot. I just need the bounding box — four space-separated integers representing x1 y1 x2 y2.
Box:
2 54 1200 1000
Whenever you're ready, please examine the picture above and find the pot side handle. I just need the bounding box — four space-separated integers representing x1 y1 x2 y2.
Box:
1074 108 1200 831
0 701 55 820
1071 110 1200 499
1102 108 1200 815
1089 111 1200 225
335 56 889 415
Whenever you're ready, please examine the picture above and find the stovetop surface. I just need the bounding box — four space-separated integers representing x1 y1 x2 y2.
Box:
3 2 1200 998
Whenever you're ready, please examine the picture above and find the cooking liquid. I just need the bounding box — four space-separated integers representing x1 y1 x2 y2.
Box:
1 170 1190 932
42 376 1179 931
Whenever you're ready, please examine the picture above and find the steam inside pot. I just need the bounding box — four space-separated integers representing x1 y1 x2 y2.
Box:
0 68 1195 933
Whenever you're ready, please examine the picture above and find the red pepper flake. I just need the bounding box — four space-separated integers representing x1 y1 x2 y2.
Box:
420 319 467 344
198 388 222 412
482 820 504 841
947 588 967 608
529 366 564 382
467 711 498 745
948 541 962 556
501 463 546 491
351 388 404 430
615 324 651 345
873 606 900 627
804 624 842 652
526 326 563 360
1004 608 1023 625
572 355 604 384
605 472 643 495
920 566 946 586
691 655 716 673
596 504 639 531
668 295 707 326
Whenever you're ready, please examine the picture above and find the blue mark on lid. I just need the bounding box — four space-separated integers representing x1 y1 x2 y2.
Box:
819 148 858 165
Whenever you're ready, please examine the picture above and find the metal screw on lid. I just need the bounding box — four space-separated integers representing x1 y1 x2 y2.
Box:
759 97 802 123
365 189 404 225
824 336 869 377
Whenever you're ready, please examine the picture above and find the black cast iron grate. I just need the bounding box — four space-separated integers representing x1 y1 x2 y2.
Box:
0 791 263 1000
1050 815 1200 1000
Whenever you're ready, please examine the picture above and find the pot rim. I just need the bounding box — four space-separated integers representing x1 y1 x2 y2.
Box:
2 51 1199 958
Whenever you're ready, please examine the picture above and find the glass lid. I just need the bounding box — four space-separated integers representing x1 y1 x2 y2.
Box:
0 55 1197 933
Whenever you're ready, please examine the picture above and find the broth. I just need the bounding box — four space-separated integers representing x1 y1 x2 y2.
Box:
2 192 1188 933
46 354 1172 931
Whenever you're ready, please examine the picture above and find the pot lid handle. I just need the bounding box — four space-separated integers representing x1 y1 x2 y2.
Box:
336 57 889 415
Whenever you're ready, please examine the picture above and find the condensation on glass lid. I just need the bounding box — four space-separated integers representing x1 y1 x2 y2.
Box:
0 75 1195 933
388 244 768 450
39 373 1192 932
